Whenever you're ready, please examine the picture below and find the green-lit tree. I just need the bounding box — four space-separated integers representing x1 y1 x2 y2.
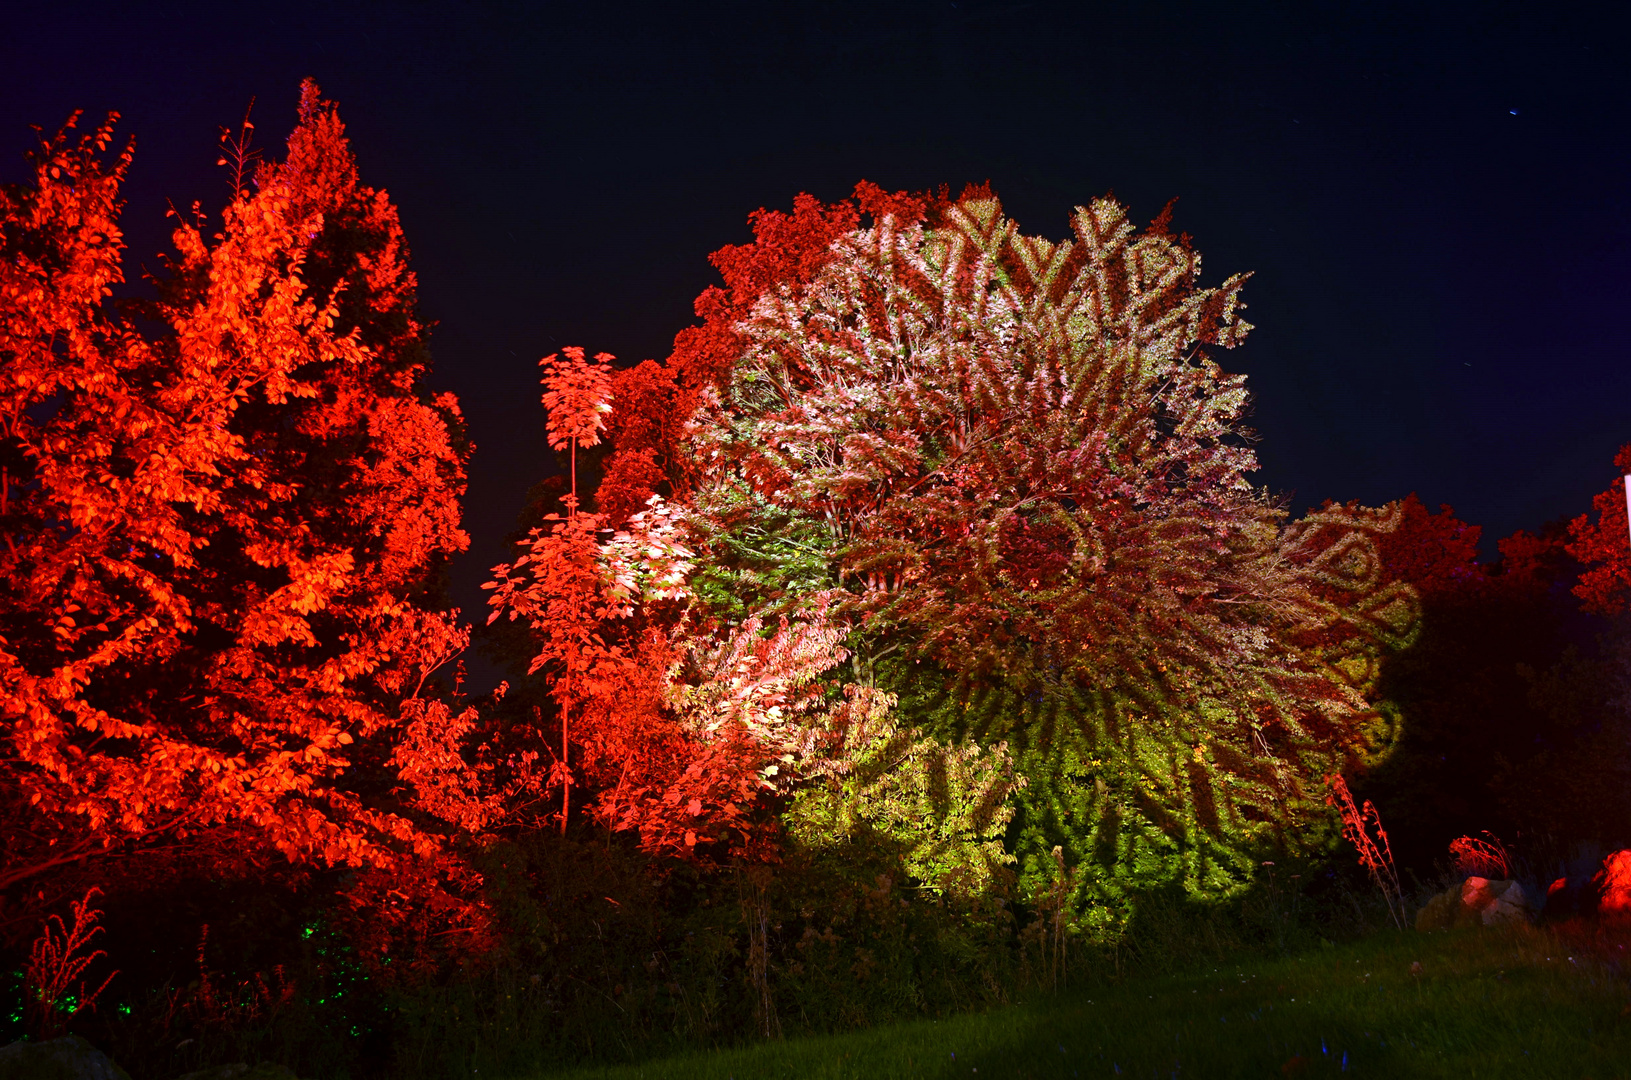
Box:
678 183 1419 927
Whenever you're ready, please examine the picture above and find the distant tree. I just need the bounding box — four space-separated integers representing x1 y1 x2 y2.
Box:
0 84 487 948
1375 493 1485 603
677 182 1420 915
1568 443 1631 615
594 359 680 527
1355 495 1629 869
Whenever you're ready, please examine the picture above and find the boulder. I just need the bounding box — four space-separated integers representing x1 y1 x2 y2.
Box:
1544 876 1579 917
0 1036 132 1080
1414 885 1460 930
1415 876 1538 931
1593 849 1631 921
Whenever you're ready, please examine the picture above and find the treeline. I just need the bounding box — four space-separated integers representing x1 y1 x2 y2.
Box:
3 81 1630 1078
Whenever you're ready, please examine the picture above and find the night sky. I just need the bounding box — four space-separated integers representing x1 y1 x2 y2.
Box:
6 2 1627 682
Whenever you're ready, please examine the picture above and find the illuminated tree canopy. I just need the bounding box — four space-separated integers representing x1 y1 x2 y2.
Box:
677 183 1421 912
0 85 486 934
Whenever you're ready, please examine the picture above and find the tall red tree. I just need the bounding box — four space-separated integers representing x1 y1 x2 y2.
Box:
1 84 488 939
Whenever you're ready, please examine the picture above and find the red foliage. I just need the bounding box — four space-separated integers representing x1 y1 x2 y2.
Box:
1371 490 1573 608
489 370 858 861
1 84 488 937
1374 494 1484 601
24 887 117 1037
486 487 805 861
1567 444 1631 614
595 359 679 527
1595 849 1631 920
668 190 857 418
569 181 968 526
660 182 941 488
670 181 1002 402
595 605 849 860
1447 832 1512 878
1325 774 1406 928
1493 524 1571 598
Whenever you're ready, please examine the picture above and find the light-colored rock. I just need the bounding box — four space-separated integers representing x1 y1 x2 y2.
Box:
1415 876 1537 931
0 1035 132 1080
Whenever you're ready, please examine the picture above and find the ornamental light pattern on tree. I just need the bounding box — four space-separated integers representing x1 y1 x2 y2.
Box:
489 370 1015 876
484 483 824 859
679 183 1420 907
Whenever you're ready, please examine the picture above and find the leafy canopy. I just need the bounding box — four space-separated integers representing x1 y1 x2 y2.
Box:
0 85 488 948
678 183 1420 910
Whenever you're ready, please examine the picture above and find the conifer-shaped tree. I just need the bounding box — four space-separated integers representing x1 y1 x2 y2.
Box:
680 183 1419 915
0 84 485 942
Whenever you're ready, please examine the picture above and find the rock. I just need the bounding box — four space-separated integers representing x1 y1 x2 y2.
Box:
1593 849 1631 921
1415 876 1537 931
174 1066 301 1080
1544 876 1578 917
0 1035 132 1080
1475 878 1538 926
1414 886 1460 931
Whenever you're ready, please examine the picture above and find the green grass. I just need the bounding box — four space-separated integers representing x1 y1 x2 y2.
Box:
534 924 1631 1079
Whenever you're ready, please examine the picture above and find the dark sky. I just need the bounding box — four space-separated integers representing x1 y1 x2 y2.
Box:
6 2 1628 661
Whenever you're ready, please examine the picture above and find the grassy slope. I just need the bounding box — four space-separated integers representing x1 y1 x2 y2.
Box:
537 924 1631 1080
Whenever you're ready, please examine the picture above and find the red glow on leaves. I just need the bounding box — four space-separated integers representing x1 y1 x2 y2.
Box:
1448 832 1512 879
1374 494 1483 600
24 888 117 1038
2 82 495 963
1567 444 1631 614
1326 774 1406 929
540 347 614 453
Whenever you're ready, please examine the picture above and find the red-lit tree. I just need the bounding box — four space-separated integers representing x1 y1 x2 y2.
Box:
1349 490 1627 869
487 351 858 861
574 189 871 525
593 359 680 527
1374 493 1485 603
1568 443 1631 615
0 84 489 945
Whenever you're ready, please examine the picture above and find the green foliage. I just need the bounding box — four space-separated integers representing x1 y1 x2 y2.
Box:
680 184 1420 911
683 483 841 627
785 686 1019 902
874 653 1323 939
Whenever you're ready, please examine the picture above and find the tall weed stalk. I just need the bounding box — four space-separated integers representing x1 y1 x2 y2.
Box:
24 887 117 1038
1326 774 1406 929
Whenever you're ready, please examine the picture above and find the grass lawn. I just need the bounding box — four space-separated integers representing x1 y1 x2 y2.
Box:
537 923 1631 1079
